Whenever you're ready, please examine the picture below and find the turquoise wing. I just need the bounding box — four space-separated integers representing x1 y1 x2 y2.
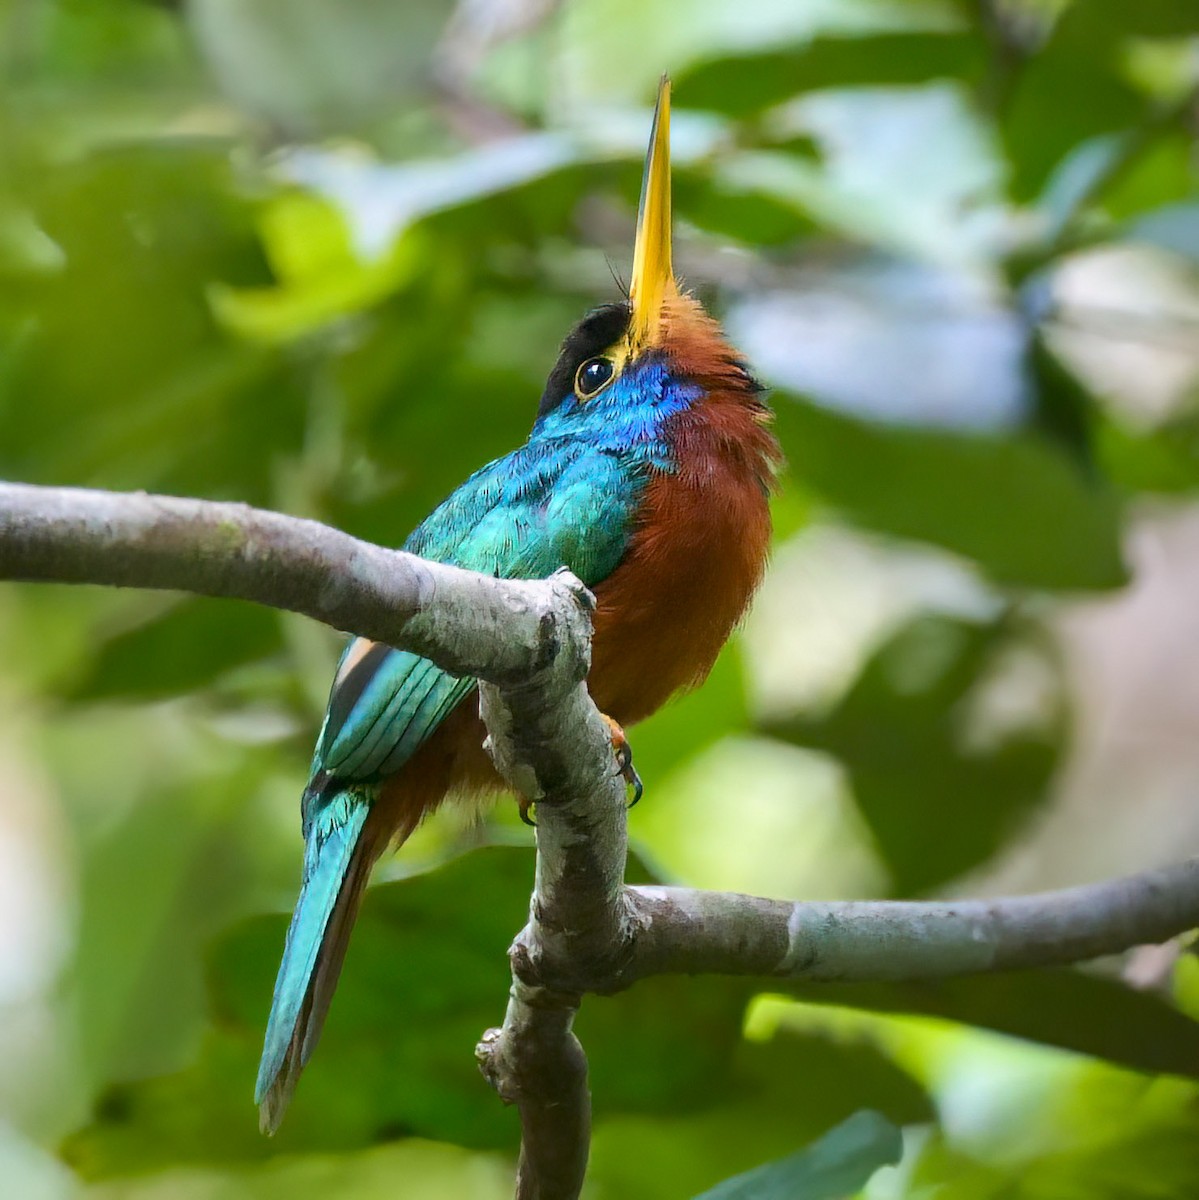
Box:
259 439 645 1129
309 440 643 793
313 643 474 786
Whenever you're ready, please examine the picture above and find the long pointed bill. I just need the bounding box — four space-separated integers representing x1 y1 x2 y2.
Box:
628 75 678 350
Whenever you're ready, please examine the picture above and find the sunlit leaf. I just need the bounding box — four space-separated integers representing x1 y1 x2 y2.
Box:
210 197 428 342
779 968 1199 1080
906 1067 1199 1198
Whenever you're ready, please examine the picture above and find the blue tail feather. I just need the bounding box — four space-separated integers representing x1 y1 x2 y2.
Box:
255 790 372 1133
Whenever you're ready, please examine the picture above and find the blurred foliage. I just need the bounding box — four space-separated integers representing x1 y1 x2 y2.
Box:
767 612 1066 893
0 0 1197 1197
778 968 1199 1080
63 847 930 1186
691 1110 903 1199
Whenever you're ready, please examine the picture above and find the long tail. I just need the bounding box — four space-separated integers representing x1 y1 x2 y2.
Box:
255 788 377 1134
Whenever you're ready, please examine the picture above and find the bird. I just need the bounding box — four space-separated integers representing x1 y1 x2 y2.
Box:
255 76 780 1133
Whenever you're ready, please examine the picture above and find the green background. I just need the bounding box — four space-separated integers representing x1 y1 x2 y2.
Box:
0 0 1197 1196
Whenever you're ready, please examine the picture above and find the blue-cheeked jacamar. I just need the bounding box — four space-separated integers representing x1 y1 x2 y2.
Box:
256 78 780 1131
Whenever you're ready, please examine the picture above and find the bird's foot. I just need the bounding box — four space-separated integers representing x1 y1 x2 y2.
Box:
602 714 644 809
516 717 643 825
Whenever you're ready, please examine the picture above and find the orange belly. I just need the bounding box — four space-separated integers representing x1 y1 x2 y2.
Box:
588 445 772 725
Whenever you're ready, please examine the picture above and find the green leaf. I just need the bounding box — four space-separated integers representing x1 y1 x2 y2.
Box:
1000 12 1137 201
284 134 586 261
676 30 985 118
0 142 304 504
704 86 1002 264
675 166 814 245
22 0 195 88
1099 131 1196 223
67 750 274 1093
1096 414 1199 495
63 597 286 701
904 1060 1199 1197
1025 331 1096 466
779 968 1199 1081
1079 0 1199 39
215 135 597 341
774 394 1127 590
1037 132 1130 245
92 1139 516 1200
692 1110 902 1200
1001 0 1195 200
210 199 428 343
767 614 1063 894
589 1026 930 1200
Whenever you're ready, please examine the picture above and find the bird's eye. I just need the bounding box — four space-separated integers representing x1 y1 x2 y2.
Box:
574 356 615 399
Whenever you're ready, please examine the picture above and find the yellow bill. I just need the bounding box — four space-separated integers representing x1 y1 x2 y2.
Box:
628 74 678 350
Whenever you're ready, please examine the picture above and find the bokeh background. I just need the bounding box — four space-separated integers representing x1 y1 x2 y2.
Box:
1 0 1198 1196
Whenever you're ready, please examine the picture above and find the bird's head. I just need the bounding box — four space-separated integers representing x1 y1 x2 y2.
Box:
533 78 768 452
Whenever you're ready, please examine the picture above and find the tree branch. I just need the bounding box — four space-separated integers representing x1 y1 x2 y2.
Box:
4 481 1199 1200
618 863 1199 985
472 539 634 1200
0 481 582 683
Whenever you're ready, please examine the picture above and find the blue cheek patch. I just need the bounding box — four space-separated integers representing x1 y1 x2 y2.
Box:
532 353 702 475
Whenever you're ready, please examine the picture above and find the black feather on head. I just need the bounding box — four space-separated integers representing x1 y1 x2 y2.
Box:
536 302 631 420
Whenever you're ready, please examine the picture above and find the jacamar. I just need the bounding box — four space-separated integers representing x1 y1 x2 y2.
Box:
256 78 780 1132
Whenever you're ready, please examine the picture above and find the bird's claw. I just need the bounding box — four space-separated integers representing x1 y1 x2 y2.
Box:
603 714 644 810
614 738 644 808
518 717 643 824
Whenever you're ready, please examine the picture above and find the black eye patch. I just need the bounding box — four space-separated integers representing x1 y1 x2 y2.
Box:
537 302 631 421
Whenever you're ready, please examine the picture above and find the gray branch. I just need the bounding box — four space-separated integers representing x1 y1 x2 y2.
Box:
0 481 578 684
618 864 1199 985
4 481 1199 1200
474 568 631 1200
